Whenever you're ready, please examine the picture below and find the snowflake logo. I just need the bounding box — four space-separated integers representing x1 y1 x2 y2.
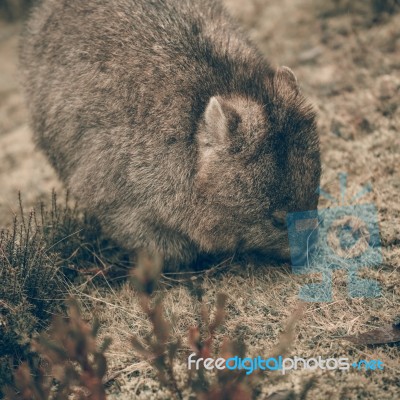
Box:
287 173 382 302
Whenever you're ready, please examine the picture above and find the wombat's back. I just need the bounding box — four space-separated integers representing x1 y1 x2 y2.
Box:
20 0 272 187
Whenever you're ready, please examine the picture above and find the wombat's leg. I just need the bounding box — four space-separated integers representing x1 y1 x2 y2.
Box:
101 208 199 271
122 223 200 272
148 233 199 272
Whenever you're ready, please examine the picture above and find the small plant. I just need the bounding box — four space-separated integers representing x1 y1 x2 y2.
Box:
3 249 312 399
4 299 111 400
0 205 62 392
38 191 129 279
128 253 315 399
130 253 255 399
0 191 126 396
130 253 184 397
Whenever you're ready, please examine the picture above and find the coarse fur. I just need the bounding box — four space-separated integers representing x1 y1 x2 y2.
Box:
20 0 321 270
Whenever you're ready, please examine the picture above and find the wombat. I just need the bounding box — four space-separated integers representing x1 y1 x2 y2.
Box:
20 0 321 270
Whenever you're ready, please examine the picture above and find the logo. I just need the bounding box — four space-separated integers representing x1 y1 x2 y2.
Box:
287 173 382 302
187 353 384 375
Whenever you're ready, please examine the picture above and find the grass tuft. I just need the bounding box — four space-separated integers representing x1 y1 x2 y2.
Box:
0 191 127 396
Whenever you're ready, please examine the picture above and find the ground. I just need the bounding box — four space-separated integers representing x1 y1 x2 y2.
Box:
0 0 399 399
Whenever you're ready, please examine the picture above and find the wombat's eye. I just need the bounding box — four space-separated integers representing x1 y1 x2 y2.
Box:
271 211 287 230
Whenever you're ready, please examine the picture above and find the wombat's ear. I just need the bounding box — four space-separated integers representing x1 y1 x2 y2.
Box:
204 96 228 143
274 66 299 96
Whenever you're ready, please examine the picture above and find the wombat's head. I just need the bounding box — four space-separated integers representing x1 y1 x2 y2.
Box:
193 66 320 260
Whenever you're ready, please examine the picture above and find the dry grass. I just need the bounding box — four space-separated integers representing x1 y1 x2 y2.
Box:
72 264 399 399
0 0 399 398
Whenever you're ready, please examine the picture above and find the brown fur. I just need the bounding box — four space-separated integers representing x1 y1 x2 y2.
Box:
20 0 321 270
